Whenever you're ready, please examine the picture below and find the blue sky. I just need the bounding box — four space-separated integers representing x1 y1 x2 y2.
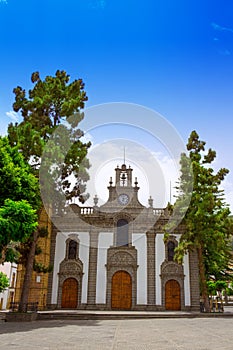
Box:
0 0 233 209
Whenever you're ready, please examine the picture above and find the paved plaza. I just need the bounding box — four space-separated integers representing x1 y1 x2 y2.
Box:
0 316 233 350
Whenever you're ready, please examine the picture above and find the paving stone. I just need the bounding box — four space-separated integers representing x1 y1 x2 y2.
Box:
0 317 233 349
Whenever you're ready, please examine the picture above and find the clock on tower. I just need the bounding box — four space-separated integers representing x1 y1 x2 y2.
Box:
118 193 129 205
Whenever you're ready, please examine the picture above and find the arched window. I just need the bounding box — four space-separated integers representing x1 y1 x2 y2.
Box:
116 219 128 247
68 240 78 259
167 241 176 261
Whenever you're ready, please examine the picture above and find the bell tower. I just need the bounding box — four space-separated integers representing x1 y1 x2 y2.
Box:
103 163 143 208
115 164 133 187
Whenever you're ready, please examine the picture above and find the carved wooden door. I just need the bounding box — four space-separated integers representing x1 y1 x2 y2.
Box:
165 279 181 310
61 278 78 309
111 271 132 309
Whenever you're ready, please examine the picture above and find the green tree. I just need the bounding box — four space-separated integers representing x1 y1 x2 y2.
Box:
0 137 39 264
215 280 227 292
8 70 91 312
0 272 9 293
174 130 232 312
207 280 216 296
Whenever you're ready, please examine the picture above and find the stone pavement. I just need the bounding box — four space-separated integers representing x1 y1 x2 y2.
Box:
0 314 233 349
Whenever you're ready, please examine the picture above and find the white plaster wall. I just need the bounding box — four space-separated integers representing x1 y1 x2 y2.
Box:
0 262 11 276
132 233 147 304
96 233 114 304
51 232 90 304
78 233 90 303
156 234 165 305
51 232 66 304
183 253 191 306
0 287 8 309
0 262 17 310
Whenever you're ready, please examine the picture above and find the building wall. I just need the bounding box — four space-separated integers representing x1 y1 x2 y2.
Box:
13 210 198 310
51 231 90 305
156 234 165 305
96 232 114 304
51 229 193 309
14 207 52 310
132 233 147 305
183 254 191 306
0 262 17 310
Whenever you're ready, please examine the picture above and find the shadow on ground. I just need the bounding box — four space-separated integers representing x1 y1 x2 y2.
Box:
0 319 101 335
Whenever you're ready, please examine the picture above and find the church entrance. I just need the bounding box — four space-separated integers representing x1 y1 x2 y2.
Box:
61 278 78 309
111 271 132 309
165 279 181 310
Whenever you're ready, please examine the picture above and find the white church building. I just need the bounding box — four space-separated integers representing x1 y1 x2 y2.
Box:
46 163 200 311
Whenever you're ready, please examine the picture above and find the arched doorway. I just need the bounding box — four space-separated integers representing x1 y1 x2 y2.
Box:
111 271 132 309
165 279 181 310
61 278 78 309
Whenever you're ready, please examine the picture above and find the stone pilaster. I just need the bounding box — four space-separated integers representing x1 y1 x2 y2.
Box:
189 248 200 311
46 223 58 309
87 230 99 305
146 231 156 305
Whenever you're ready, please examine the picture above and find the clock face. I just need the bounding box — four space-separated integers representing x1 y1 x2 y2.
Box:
118 193 129 205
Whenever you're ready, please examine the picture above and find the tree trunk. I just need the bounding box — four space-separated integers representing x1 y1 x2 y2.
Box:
18 229 39 312
197 246 210 312
0 247 6 265
224 289 228 305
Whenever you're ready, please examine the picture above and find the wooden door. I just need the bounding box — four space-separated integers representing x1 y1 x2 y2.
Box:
61 278 78 309
165 279 181 310
111 271 132 309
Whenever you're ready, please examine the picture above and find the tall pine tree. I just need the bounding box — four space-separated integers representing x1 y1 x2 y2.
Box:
174 130 232 312
8 70 91 311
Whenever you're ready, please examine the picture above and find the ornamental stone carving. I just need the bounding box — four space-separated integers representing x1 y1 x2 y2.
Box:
161 261 184 277
59 259 83 276
106 247 137 271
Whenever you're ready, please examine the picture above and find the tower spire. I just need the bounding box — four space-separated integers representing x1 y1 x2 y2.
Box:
123 147 126 165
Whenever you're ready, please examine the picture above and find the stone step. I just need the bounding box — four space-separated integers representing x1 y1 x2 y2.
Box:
4 310 233 322
36 311 233 321
0 312 6 322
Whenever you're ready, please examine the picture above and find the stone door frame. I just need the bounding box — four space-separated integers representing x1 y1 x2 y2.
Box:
106 247 138 309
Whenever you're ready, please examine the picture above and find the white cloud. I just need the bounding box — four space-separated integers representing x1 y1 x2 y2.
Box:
81 132 93 145
220 178 233 213
81 140 181 209
211 22 233 34
6 111 20 123
88 0 106 9
210 157 233 212
211 23 232 56
220 49 231 56
98 0 106 8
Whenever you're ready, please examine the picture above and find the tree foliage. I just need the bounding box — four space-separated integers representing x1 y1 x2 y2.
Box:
0 137 39 263
207 280 228 295
0 271 9 293
0 199 37 247
0 137 40 207
8 70 90 203
8 70 88 160
174 130 232 311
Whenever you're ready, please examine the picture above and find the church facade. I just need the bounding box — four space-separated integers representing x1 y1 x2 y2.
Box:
42 163 200 311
